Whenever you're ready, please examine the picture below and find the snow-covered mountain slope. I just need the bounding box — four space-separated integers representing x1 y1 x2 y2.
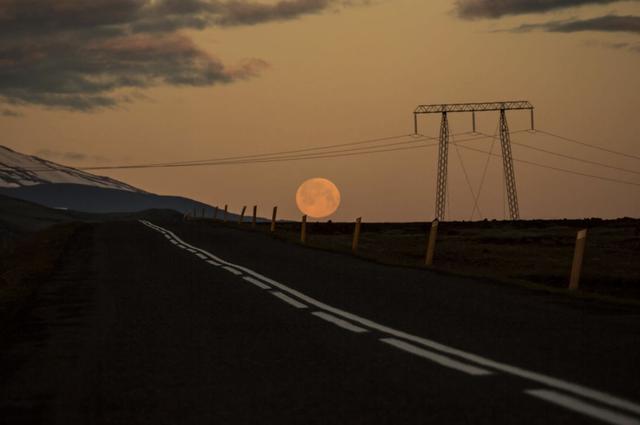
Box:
0 145 142 192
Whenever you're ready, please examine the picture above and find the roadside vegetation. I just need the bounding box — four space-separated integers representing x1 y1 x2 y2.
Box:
215 218 640 303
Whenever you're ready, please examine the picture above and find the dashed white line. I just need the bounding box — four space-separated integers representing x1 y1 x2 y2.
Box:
140 220 640 419
196 253 208 259
222 266 242 276
243 276 271 289
206 259 221 266
271 291 308 309
381 338 492 376
526 389 640 425
312 311 368 333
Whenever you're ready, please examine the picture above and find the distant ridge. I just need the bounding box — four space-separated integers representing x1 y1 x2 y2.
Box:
0 145 233 216
0 183 227 216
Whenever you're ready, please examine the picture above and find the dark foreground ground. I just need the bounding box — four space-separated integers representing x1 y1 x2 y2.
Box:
0 219 639 424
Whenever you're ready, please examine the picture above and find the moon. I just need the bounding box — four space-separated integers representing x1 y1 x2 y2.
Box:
295 178 341 218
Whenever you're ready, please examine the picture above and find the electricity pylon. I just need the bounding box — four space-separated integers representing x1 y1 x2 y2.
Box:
414 101 534 221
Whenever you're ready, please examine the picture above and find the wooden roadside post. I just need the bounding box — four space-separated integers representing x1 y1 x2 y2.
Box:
425 219 439 266
270 207 278 232
213 206 219 220
252 205 257 228
301 215 307 244
352 217 362 253
223 205 228 222
238 206 247 224
569 229 588 290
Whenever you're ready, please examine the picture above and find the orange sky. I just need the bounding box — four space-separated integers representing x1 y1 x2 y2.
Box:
2 0 639 221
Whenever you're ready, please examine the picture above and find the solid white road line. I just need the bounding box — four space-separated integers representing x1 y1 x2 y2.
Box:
222 266 243 276
271 291 308 309
526 389 640 425
206 260 221 266
312 311 368 333
141 220 640 417
243 276 271 289
381 338 492 376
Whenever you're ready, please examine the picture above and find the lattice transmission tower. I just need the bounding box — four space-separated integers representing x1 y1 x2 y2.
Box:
413 101 534 221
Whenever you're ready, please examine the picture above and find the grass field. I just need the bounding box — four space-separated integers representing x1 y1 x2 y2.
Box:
225 218 640 302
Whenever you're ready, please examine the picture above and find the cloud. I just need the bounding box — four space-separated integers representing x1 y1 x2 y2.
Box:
455 0 635 19
1 109 22 117
507 14 640 33
34 149 110 162
583 39 640 53
0 0 355 112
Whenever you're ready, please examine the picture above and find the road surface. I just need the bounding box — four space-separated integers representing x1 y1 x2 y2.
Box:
1 219 639 424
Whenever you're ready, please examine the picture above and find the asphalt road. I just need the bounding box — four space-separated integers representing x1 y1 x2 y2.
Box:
1 219 639 425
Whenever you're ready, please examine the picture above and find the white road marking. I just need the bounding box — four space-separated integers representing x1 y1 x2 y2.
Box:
206 260 221 266
243 276 271 289
170 240 178 244
312 311 368 333
381 338 492 376
140 220 640 418
222 266 242 276
271 291 308 309
196 253 208 259
526 389 640 425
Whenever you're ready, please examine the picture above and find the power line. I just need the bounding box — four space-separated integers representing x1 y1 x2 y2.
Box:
454 143 640 188
474 131 640 177
5 132 497 173
451 132 483 219
0 138 442 172
118 133 420 168
536 129 640 162
84 137 438 170
472 123 500 220
511 141 640 176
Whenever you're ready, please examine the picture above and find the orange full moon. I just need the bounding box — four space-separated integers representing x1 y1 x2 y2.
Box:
295 178 341 218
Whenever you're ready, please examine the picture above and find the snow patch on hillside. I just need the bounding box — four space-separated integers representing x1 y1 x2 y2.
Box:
0 145 142 192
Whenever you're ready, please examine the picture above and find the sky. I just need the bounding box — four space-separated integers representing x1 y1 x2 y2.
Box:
1 0 640 221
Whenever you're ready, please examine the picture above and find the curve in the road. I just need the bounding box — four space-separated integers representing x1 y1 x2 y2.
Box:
141 220 640 425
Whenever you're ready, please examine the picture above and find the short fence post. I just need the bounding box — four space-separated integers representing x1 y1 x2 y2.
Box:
569 229 588 290
301 215 307 244
271 206 278 232
252 205 257 228
352 217 362 253
223 204 228 222
425 219 439 266
213 206 219 220
238 206 247 224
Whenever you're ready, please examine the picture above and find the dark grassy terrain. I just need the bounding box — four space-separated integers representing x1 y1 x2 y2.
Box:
0 195 184 325
212 218 640 302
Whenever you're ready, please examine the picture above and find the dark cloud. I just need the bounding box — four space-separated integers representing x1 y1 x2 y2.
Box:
455 0 634 19
0 0 354 112
507 14 640 33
